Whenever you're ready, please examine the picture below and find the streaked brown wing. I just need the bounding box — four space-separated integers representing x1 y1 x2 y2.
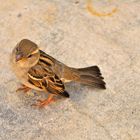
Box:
39 50 56 66
28 60 69 97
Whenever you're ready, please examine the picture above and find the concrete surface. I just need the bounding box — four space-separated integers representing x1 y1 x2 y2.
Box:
0 0 140 140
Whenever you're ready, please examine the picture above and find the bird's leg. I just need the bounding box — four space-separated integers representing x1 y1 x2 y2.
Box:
32 94 56 108
16 84 31 93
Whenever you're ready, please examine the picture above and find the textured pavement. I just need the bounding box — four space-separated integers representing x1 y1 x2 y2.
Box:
0 0 140 140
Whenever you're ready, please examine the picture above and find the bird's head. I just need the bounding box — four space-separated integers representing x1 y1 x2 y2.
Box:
13 39 40 68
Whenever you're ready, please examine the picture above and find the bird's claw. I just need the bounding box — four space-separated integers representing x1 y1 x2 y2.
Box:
31 98 56 108
16 84 31 93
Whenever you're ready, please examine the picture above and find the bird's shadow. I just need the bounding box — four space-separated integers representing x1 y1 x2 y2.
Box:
65 82 102 105
16 82 102 108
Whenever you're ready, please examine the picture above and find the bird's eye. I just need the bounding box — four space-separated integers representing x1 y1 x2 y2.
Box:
16 47 19 52
28 54 32 58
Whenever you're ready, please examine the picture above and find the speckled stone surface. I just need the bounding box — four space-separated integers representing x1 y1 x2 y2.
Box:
0 0 140 140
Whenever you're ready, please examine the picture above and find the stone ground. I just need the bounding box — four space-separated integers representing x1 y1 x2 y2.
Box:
0 0 140 140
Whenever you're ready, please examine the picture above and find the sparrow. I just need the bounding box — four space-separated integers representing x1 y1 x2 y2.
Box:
11 39 106 107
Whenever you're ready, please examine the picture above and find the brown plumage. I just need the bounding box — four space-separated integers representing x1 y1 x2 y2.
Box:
11 39 106 107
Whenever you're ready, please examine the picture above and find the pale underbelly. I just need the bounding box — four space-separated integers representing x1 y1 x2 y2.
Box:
13 66 43 91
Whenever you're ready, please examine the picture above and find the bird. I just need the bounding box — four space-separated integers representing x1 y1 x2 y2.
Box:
11 39 106 108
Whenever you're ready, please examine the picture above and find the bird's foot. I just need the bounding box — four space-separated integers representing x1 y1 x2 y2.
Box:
16 84 31 93
31 94 56 108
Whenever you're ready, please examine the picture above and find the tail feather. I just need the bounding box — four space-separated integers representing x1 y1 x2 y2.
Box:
76 66 106 89
77 66 104 79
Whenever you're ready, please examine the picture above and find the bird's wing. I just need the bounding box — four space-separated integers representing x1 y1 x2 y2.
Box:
28 61 69 98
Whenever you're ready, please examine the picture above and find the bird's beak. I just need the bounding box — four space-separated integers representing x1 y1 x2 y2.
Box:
16 54 22 62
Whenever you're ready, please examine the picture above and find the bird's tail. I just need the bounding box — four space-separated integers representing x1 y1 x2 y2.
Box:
75 66 106 89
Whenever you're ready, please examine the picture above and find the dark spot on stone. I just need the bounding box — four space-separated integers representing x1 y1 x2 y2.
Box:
75 1 79 4
17 13 22 18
